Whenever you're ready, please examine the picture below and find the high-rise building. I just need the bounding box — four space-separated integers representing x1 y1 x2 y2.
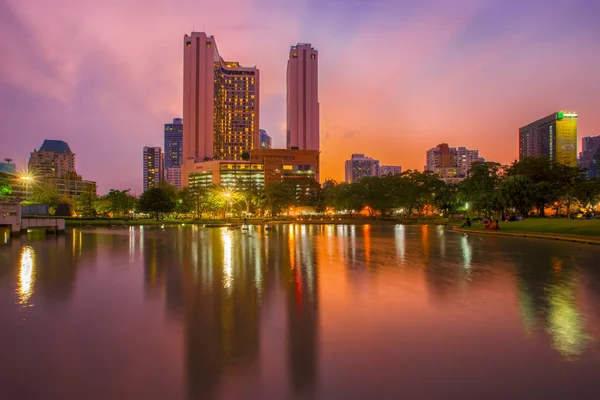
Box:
378 165 402 177
164 118 183 188
29 140 76 178
28 140 95 198
519 111 578 166
579 135 600 178
456 147 481 176
425 143 483 180
182 32 259 171
259 129 272 149
345 154 379 183
164 118 183 169
143 147 164 192
286 43 319 152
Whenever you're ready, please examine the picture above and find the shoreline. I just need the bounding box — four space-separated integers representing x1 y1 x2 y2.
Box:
452 226 600 245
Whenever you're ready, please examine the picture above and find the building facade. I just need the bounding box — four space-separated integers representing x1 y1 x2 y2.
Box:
345 154 379 183
143 147 164 192
166 167 181 189
259 129 272 149
378 165 402 177
29 140 76 178
164 118 183 169
519 111 578 166
579 135 600 178
183 32 259 168
187 149 319 190
286 43 319 152
425 143 483 180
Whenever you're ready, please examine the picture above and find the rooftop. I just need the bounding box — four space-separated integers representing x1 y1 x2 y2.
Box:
39 140 73 154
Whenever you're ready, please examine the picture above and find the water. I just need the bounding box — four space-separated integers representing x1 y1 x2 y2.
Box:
1 224 600 399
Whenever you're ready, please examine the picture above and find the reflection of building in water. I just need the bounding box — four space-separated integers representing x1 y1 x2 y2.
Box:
514 251 589 358
179 228 263 399
285 225 319 394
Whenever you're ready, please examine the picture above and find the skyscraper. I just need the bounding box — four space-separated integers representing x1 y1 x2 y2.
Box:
143 147 164 192
345 154 379 183
165 118 183 169
286 43 319 152
579 135 600 178
164 118 183 188
425 143 483 183
182 32 259 167
259 129 272 149
29 140 76 178
519 111 578 166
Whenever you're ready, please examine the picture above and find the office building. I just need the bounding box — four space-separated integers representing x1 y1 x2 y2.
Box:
187 149 318 190
378 165 402 177
579 135 600 178
164 118 183 169
182 32 259 188
286 43 319 152
29 140 76 178
345 154 379 183
456 147 481 176
259 129 272 149
143 146 164 192
166 167 181 189
519 111 578 166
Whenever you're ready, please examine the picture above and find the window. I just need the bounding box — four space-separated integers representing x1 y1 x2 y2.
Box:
311 54 315 59
185 41 191 47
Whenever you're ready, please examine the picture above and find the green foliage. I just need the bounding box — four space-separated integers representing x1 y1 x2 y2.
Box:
138 187 176 220
75 184 98 217
261 182 295 217
28 184 60 209
103 189 137 216
0 173 13 198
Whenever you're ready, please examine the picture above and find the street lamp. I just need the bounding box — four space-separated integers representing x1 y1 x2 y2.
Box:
18 171 35 199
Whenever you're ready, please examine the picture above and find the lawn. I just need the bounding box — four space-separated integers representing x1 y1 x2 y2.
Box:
463 218 600 237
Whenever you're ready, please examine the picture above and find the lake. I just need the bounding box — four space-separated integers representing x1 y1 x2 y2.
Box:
1 224 600 399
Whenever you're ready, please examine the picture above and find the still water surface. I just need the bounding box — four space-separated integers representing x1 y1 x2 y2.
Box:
1 225 600 399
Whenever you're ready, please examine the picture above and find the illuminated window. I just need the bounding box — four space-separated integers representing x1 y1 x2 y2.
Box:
311 54 315 59
185 41 191 47
292 53 298 58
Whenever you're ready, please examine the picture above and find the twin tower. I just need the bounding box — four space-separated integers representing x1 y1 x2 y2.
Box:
182 32 319 185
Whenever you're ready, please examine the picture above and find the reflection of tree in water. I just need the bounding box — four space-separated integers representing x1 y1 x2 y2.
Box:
285 225 319 395
513 245 590 358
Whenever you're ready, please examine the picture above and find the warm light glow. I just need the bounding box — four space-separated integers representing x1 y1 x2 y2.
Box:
222 229 233 289
17 246 36 304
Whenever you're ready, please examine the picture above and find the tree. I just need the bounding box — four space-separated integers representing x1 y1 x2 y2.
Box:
0 173 13 199
104 189 137 217
499 175 534 217
460 162 502 216
261 182 295 217
76 184 98 218
138 187 176 220
29 183 60 209
176 187 195 215
434 184 459 217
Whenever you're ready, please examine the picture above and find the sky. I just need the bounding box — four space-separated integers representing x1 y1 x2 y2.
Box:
1 0 600 194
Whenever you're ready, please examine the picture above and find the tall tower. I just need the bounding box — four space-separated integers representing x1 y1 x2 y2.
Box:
143 146 164 192
286 43 319 151
164 118 183 169
519 111 578 166
182 32 259 166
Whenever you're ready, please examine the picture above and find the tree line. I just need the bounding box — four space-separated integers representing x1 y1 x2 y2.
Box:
4 157 600 220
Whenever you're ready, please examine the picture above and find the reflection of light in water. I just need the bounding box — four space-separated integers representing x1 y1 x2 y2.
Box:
301 228 314 297
129 226 136 262
222 229 233 289
363 225 371 265
517 280 537 336
18 246 36 304
395 225 405 264
4 230 8 244
139 226 144 259
350 225 356 261
546 273 589 358
460 235 472 270
437 225 445 257
421 225 429 260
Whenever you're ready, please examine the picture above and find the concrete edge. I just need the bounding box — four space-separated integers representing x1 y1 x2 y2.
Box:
451 226 600 245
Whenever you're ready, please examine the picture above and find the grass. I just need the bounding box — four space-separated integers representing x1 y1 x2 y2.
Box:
460 218 600 237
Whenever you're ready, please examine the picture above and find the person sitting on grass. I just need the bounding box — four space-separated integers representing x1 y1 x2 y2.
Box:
460 218 472 228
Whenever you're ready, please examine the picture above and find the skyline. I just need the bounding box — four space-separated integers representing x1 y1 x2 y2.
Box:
2 0 600 193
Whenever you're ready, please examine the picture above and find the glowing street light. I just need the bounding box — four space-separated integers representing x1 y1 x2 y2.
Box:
17 171 36 199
